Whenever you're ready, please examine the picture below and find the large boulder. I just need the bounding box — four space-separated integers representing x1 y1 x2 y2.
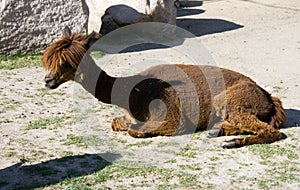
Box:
0 0 88 56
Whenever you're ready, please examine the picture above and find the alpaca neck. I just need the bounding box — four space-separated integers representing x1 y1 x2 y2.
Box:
75 55 117 104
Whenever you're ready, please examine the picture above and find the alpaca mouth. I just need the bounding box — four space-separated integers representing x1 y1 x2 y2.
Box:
44 77 60 89
45 81 60 89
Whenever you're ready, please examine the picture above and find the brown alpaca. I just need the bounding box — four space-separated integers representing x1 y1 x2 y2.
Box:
42 27 286 148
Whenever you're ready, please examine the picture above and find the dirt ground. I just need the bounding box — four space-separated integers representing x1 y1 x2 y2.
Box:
0 0 300 189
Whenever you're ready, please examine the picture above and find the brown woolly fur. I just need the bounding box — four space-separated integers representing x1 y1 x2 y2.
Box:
42 33 86 74
42 28 286 148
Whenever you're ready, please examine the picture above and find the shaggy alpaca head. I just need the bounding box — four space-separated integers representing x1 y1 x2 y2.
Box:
42 27 101 89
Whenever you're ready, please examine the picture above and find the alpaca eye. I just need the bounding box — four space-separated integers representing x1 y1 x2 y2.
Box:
62 62 72 68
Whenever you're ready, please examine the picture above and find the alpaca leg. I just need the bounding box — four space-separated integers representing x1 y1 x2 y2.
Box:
111 109 136 131
206 121 248 138
111 116 131 131
127 120 177 138
220 121 282 148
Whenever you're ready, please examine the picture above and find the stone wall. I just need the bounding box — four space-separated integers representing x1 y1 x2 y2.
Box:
0 0 88 56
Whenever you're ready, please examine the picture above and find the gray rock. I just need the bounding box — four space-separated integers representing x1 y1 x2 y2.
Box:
0 0 88 56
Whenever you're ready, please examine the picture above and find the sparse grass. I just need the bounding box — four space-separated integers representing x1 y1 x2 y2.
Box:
4 151 16 157
176 172 198 187
0 53 42 69
31 150 47 158
248 144 298 160
127 140 153 147
85 135 102 147
157 141 180 147
266 160 299 182
273 86 282 90
176 145 197 158
165 159 177 164
0 118 12 124
1 99 21 110
25 116 70 130
209 156 219 161
60 176 92 190
60 151 74 157
179 164 202 171
63 134 88 148
257 179 274 190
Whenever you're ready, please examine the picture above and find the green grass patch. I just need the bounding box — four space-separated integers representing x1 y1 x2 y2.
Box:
248 144 298 159
0 53 42 69
273 86 282 90
266 160 299 182
0 118 13 124
127 140 153 147
176 172 198 187
1 99 21 110
25 116 71 130
63 134 88 148
209 156 219 162
4 151 16 157
157 141 180 147
176 145 197 158
60 176 93 190
60 151 74 157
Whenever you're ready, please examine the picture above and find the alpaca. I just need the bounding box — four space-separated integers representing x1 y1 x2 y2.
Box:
100 0 177 35
42 27 286 148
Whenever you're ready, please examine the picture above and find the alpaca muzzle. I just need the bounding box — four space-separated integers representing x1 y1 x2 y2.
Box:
44 76 54 83
44 74 60 89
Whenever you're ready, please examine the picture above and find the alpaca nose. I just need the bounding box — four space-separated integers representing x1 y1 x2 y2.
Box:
44 76 54 83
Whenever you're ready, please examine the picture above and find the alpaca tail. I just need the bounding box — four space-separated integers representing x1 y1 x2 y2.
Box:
270 96 286 129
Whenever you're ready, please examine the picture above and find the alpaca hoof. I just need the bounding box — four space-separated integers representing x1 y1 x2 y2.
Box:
220 141 237 148
206 129 222 138
127 128 146 138
111 118 128 131
220 139 242 148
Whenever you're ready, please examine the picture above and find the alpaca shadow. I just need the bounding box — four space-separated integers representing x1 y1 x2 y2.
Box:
176 18 243 37
0 153 121 189
284 109 300 128
177 9 205 17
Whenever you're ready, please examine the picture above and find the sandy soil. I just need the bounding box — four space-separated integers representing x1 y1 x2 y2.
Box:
0 0 300 189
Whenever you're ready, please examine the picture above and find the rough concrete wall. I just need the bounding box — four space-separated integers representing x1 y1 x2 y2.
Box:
86 0 176 33
0 0 88 56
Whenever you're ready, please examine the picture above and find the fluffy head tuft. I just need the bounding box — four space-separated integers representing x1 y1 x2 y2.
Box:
42 33 87 74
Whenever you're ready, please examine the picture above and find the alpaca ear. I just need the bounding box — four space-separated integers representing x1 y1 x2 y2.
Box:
84 31 102 48
63 26 72 36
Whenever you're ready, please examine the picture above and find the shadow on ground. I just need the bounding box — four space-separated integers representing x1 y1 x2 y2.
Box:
0 153 121 189
285 109 300 128
98 18 243 53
